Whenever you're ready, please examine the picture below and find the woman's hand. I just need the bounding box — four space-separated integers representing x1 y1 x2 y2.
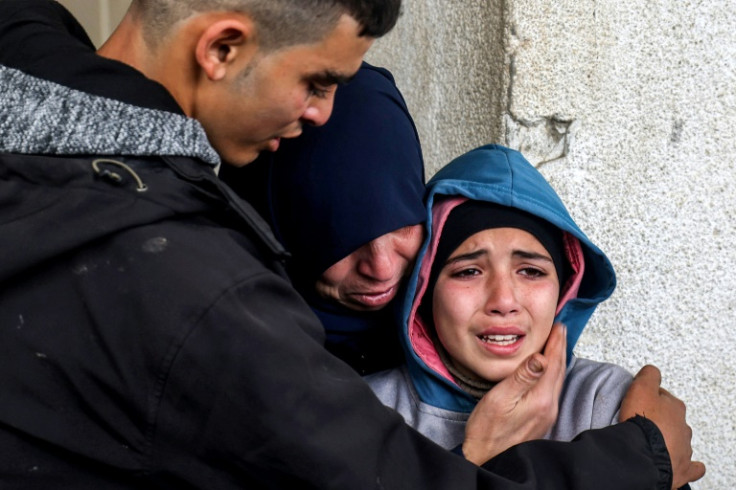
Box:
462 324 567 465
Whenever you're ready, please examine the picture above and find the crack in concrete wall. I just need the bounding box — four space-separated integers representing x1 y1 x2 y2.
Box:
505 112 576 166
503 25 576 167
504 56 576 166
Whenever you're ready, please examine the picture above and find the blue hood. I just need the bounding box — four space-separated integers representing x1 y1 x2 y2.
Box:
401 144 617 412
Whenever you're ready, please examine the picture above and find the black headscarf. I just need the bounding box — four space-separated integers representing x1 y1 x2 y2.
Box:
220 63 426 374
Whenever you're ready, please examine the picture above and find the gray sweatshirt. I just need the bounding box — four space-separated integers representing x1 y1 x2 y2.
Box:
366 356 633 448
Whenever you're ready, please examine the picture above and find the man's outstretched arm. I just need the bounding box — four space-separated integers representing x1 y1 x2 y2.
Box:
162 279 704 489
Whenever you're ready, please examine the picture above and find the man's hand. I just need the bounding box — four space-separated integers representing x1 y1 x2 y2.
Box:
462 324 567 465
620 365 706 489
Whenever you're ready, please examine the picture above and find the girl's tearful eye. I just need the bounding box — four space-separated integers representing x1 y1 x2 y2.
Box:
518 266 547 279
449 267 481 279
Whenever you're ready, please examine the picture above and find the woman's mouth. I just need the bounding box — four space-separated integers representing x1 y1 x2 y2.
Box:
351 286 397 308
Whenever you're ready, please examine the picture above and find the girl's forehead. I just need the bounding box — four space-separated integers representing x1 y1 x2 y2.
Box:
450 227 548 255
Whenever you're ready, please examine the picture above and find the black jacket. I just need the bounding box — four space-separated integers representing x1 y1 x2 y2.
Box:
0 1 674 488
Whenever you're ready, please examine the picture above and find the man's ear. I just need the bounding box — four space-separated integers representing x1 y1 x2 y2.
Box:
195 17 257 81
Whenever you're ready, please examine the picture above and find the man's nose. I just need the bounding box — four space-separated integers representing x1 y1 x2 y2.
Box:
301 91 336 127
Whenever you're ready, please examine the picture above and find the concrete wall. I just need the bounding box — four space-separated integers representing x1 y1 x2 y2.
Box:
57 0 130 47
60 0 734 487
368 1 735 488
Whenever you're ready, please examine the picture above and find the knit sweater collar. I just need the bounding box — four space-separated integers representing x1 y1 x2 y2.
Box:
0 65 220 165
0 0 219 165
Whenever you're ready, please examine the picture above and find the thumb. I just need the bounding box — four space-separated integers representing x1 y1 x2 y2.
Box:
632 364 662 390
683 461 707 485
622 364 662 412
474 352 547 417
507 353 547 391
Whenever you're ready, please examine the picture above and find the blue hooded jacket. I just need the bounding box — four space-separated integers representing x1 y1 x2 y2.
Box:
368 144 624 426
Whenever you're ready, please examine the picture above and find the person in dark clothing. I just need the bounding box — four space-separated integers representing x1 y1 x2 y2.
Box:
0 1 704 489
221 63 426 375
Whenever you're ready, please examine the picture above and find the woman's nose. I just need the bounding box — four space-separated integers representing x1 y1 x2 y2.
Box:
356 239 397 283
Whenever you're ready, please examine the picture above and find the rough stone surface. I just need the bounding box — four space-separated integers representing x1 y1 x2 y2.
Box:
367 0 507 175
368 1 736 487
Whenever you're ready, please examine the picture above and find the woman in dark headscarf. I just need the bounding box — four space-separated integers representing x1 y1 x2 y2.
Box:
221 62 426 375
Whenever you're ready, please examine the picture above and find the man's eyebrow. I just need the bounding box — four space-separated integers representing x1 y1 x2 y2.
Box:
312 70 355 86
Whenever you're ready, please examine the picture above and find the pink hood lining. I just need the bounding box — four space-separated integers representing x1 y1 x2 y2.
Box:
408 196 586 382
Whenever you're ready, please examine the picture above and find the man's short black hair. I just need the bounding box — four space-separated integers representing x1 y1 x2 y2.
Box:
133 0 401 50
341 0 402 37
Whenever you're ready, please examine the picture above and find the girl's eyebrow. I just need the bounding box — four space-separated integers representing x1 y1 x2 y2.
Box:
444 249 486 267
443 248 553 267
512 250 553 262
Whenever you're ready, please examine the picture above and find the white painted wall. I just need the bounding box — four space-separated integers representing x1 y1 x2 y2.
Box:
368 1 736 488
